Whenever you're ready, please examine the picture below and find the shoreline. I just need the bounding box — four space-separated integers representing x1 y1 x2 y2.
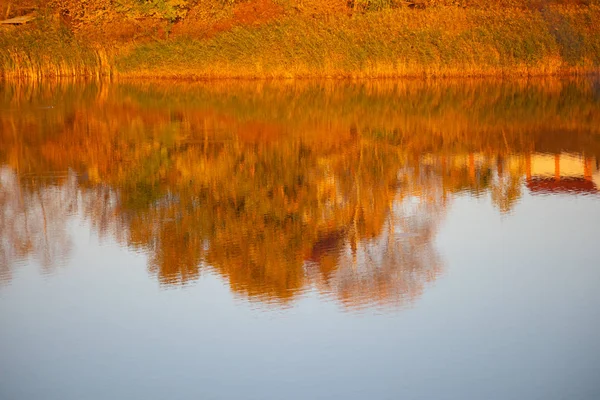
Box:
2 68 600 82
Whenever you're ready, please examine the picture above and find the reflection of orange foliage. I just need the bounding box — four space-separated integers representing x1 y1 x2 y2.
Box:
1 79 599 307
0 169 74 281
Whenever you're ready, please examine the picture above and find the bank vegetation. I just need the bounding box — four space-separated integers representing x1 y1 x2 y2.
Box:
1 0 599 79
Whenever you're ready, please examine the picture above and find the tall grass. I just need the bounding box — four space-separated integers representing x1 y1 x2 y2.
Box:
115 5 600 78
1 2 599 79
0 19 110 80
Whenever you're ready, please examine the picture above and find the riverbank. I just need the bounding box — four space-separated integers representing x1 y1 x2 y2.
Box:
1 1 599 79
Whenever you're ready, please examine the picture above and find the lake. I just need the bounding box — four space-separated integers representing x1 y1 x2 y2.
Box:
1 78 600 400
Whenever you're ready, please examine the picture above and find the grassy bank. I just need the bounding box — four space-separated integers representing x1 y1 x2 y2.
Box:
0 19 109 79
1 1 600 79
116 5 600 78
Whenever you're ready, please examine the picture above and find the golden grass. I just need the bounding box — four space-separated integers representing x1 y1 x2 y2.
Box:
1 2 599 79
0 20 111 79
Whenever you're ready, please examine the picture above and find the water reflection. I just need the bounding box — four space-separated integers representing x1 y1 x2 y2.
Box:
1 78 599 310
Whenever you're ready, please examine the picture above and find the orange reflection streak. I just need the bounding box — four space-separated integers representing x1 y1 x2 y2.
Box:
1 79 599 309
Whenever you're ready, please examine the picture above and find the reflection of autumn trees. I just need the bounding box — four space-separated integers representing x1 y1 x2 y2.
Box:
308 163 445 309
0 169 74 281
1 79 599 307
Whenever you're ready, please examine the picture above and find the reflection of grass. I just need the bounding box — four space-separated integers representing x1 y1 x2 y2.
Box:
3 78 600 167
113 78 600 137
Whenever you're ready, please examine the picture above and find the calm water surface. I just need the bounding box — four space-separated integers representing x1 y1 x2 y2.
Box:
1 79 600 400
